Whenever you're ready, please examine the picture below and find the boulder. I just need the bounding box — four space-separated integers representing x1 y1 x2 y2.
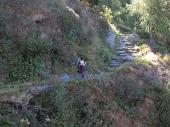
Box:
127 33 140 44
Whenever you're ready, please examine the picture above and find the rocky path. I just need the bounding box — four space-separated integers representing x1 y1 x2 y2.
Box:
1 33 169 112
0 33 140 105
111 34 139 67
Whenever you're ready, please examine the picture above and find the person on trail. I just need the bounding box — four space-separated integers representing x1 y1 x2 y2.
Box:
77 57 86 78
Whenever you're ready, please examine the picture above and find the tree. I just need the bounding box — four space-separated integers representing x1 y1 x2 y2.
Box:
127 0 170 44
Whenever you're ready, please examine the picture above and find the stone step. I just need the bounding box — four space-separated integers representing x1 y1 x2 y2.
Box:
126 50 137 53
119 44 124 46
117 53 127 56
117 51 126 54
112 56 126 60
116 49 125 52
120 41 125 44
125 43 133 46
122 39 127 42
126 48 136 50
112 59 125 63
112 59 121 63
117 47 126 50
124 56 134 61
125 45 133 47
125 46 135 49
111 34 136 68
119 45 126 48
111 63 120 67
111 61 121 66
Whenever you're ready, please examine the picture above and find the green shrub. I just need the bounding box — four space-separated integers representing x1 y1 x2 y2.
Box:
7 56 45 81
47 84 80 127
138 44 150 54
24 38 50 56
100 5 113 23
98 47 112 64
45 81 117 127
153 87 170 127
116 24 132 33
153 44 169 54
136 31 150 39
115 77 145 114
96 18 109 37
0 113 17 127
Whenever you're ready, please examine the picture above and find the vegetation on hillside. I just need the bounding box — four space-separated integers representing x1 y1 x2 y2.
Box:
0 0 111 82
84 0 170 44
0 0 170 127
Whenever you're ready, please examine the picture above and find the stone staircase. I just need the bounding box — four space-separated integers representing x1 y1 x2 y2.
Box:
111 35 139 67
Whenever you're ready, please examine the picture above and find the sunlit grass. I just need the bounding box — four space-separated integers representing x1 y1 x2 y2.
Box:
109 23 120 34
137 43 151 54
122 57 151 67
162 54 170 63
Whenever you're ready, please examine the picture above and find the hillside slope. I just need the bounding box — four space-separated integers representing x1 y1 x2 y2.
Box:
0 0 110 82
0 0 170 127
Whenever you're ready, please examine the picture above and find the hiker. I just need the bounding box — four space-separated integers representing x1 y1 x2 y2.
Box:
77 57 86 78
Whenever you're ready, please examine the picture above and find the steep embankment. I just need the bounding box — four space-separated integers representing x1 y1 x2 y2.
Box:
0 35 170 126
0 0 110 82
1 0 170 127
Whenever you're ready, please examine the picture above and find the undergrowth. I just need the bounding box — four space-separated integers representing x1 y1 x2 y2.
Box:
0 0 110 82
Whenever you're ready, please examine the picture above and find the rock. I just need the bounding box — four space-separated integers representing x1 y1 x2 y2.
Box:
117 51 126 54
117 47 126 50
61 73 70 83
112 56 125 60
107 31 116 48
111 34 138 67
127 33 140 44
125 56 134 61
143 71 155 81
119 45 126 49
39 72 50 80
118 53 127 56
111 61 120 67
32 14 45 22
40 32 48 40
126 46 134 48
125 42 133 46
126 50 137 53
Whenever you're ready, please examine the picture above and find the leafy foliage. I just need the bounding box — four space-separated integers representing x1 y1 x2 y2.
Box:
127 0 170 44
98 47 112 64
0 0 110 82
38 80 117 127
153 44 169 54
7 56 45 81
100 5 113 23
115 77 145 115
0 113 17 127
151 85 170 127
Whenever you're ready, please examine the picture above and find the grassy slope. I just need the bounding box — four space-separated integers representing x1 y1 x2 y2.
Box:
1 0 170 127
0 0 112 83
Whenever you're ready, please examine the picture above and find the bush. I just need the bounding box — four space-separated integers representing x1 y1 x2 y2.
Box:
153 44 169 54
115 77 145 114
0 113 17 127
116 24 132 33
23 37 51 56
136 31 150 39
98 47 112 64
96 18 109 37
8 56 45 81
138 44 150 54
44 80 117 127
47 84 80 127
153 87 170 127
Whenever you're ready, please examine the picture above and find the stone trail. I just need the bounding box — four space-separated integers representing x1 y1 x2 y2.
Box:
111 34 139 67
